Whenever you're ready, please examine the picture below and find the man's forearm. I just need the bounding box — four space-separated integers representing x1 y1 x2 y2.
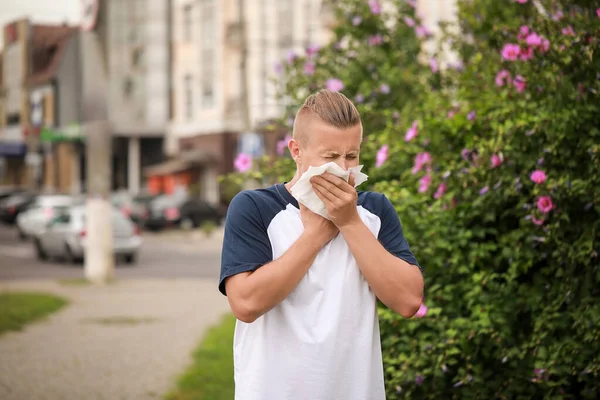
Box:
226 233 324 323
340 220 424 317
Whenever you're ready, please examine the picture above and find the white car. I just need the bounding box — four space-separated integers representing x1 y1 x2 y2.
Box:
16 195 80 240
34 205 142 264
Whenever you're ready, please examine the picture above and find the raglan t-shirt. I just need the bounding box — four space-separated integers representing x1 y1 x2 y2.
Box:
219 183 419 400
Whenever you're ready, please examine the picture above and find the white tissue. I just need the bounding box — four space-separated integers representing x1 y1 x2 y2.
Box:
290 162 369 220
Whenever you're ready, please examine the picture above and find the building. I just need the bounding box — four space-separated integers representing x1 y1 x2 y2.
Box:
157 0 333 205
102 0 172 194
0 20 30 187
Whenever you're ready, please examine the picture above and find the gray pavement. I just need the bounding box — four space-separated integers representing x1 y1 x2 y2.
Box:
0 279 232 400
0 224 233 400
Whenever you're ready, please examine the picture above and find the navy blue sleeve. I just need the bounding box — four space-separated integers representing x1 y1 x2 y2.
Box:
375 193 420 269
219 191 273 296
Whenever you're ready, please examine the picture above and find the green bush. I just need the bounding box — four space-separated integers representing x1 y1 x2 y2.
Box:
224 0 600 397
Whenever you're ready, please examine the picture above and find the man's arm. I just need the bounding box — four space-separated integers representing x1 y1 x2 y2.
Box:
220 192 337 323
225 232 323 323
339 220 423 318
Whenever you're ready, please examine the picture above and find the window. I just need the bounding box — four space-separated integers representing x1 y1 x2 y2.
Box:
200 0 215 108
184 74 194 121
277 0 294 49
183 3 193 41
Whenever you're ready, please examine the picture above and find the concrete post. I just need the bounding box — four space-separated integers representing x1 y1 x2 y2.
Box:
128 137 140 194
80 29 114 284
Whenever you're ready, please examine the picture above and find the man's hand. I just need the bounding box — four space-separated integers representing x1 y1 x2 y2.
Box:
299 203 339 246
310 172 360 228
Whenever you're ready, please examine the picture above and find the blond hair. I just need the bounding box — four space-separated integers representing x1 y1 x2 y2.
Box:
292 89 362 143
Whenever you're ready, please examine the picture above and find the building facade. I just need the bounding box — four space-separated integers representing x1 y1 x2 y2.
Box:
159 0 332 205
103 0 172 194
0 20 30 187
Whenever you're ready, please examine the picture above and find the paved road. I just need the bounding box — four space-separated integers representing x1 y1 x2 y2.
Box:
0 223 223 281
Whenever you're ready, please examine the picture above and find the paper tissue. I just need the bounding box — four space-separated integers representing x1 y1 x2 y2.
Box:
290 162 369 219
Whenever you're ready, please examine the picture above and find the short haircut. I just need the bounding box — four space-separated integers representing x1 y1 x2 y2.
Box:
292 89 362 144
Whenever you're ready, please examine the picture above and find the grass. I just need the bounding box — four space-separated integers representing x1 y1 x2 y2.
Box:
0 292 68 336
166 313 236 400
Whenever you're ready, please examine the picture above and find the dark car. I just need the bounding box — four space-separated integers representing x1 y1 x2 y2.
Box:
0 186 25 202
144 193 224 231
0 192 36 224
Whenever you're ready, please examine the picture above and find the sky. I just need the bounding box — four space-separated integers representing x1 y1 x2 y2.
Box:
0 0 82 49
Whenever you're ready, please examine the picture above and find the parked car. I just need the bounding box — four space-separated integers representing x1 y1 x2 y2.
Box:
111 191 157 226
33 204 142 264
0 192 36 224
144 193 224 231
0 186 25 202
16 194 82 240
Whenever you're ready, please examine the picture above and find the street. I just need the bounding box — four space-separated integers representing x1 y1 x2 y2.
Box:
0 223 223 281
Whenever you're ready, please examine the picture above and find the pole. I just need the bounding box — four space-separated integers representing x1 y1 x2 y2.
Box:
79 28 114 284
237 0 251 131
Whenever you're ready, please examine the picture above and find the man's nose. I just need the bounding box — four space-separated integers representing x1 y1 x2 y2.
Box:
335 159 349 171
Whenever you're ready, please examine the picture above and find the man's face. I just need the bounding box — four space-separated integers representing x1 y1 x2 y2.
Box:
289 116 362 175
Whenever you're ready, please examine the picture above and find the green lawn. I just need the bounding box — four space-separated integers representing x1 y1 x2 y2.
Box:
166 313 237 400
0 291 68 336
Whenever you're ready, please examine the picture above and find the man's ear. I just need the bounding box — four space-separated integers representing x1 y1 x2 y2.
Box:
288 138 301 163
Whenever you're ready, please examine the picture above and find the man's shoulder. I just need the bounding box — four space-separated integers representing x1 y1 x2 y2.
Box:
357 190 395 217
227 185 289 223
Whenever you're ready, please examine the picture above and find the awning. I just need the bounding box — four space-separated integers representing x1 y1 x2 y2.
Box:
143 150 218 177
0 142 27 157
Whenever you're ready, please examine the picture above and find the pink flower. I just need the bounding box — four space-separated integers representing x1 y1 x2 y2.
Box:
530 170 546 184
376 145 388 167
495 70 511 86
352 16 362 26
234 152 252 172
412 152 432 174
501 44 521 61
286 50 296 64
418 174 431 193
515 0 527 3
597 8 600 18
514 75 526 92
518 26 530 40
368 34 383 46
434 183 447 199
276 134 292 156
414 303 428 317
562 26 575 36
325 78 344 92
467 111 476 121
274 62 283 74
540 39 550 52
520 46 534 61
526 33 542 46
531 216 544 226
429 58 439 73
305 44 320 56
415 25 430 38
369 0 381 14
479 186 489 195
552 10 563 21
537 196 554 213
404 16 415 27
303 62 315 76
379 83 390 94
491 154 502 168
404 120 419 142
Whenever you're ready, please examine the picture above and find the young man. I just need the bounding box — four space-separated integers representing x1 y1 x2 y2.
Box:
219 89 424 400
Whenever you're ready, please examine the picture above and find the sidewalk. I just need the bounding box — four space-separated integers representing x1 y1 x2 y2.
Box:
0 278 231 400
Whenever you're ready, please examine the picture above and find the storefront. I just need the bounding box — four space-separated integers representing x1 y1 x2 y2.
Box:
39 124 85 194
0 142 27 186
